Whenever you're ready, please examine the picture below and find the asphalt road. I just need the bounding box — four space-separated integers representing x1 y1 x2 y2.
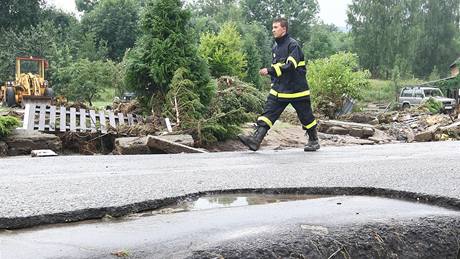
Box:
1 141 460 220
2 196 459 259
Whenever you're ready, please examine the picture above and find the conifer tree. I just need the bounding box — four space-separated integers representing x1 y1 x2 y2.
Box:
125 0 211 114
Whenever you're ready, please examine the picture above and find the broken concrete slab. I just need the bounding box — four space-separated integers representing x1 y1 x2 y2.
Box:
114 134 200 155
319 120 375 139
157 134 194 147
147 135 207 154
5 129 62 156
114 137 151 155
31 149 58 157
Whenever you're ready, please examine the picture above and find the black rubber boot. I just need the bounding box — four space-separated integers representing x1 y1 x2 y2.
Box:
238 126 268 151
304 127 320 152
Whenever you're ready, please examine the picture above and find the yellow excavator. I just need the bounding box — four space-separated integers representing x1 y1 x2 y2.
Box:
0 57 53 107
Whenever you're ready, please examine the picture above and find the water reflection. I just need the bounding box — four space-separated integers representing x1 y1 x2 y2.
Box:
176 194 328 211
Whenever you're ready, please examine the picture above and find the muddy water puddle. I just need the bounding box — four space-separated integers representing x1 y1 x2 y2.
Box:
132 193 330 218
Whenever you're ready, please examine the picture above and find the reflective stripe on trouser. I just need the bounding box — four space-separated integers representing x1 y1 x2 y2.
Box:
257 95 316 130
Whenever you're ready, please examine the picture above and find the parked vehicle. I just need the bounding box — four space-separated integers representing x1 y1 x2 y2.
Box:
398 86 456 111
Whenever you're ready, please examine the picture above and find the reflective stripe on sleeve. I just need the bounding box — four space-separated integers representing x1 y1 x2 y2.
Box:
287 56 298 68
271 63 282 77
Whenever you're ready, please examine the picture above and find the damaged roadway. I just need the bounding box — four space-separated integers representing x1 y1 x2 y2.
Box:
1 141 460 258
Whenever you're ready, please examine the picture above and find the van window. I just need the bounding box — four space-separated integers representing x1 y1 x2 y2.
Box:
401 89 413 97
414 89 424 98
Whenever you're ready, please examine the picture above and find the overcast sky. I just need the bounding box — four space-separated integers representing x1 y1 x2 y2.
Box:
48 0 352 27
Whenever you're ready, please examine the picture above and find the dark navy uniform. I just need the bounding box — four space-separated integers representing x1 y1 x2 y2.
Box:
256 33 317 131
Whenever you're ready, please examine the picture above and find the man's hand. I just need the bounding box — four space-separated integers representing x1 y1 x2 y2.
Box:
259 68 269 76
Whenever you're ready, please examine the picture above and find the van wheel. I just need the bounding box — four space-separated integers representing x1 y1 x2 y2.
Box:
402 103 410 110
5 87 16 107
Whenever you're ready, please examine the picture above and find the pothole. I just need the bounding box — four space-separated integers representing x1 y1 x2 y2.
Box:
128 193 459 221
132 193 329 217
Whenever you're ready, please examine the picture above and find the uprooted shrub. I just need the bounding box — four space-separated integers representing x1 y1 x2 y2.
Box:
0 116 20 138
420 97 443 114
197 76 265 145
164 70 265 145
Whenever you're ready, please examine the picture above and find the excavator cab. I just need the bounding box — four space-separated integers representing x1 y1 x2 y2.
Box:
1 57 53 107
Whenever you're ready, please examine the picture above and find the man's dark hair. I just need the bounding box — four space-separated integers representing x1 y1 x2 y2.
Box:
273 17 288 32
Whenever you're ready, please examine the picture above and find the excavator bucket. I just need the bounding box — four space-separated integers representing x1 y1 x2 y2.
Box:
22 95 53 107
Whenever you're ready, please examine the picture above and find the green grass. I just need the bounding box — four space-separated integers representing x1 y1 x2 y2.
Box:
92 87 117 109
361 80 396 104
361 79 426 104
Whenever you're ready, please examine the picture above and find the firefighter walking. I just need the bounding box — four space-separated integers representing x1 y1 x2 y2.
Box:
239 17 319 152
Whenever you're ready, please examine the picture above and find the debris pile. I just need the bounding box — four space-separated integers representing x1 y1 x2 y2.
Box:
336 110 460 143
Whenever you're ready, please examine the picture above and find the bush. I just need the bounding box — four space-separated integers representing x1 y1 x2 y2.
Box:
307 52 370 118
199 22 247 79
0 116 20 138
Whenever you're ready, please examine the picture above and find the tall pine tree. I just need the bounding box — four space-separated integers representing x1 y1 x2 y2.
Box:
124 0 211 114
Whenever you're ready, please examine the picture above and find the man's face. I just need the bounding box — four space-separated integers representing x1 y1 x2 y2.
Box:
272 22 287 39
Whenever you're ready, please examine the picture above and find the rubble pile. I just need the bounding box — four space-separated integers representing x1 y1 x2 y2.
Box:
111 99 143 115
336 110 460 144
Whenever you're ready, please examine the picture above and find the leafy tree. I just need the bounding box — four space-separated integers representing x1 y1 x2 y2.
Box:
240 22 272 90
0 0 45 30
76 32 108 61
241 0 319 43
80 0 139 61
75 0 99 13
413 0 460 77
199 23 247 78
303 23 352 60
0 21 61 81
53 59 118 106
124 0 211 115
348 0 460 79
188 0 271 89
307 52 370 118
